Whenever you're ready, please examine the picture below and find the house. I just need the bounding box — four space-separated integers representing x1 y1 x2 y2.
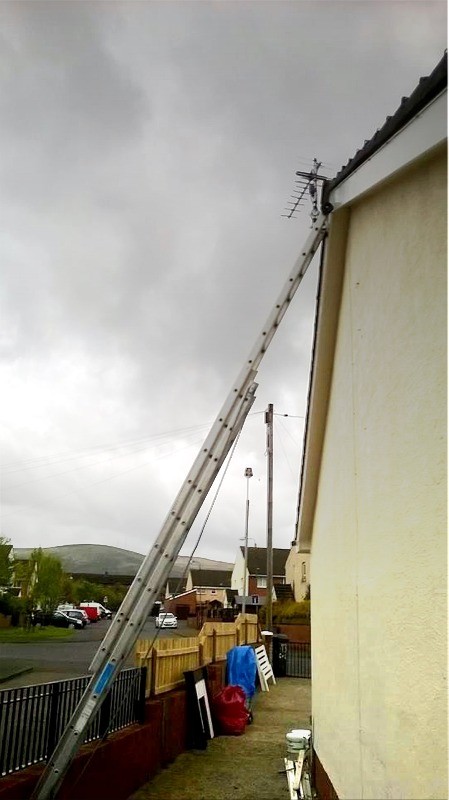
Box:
163 589 197 619
288 55 447 799
0 540 14 591
164 576 187 599
224 588 238 608
285 550 310 600
163 568 233 620
186 568 232 609
11 549 38 600
231 546 290 605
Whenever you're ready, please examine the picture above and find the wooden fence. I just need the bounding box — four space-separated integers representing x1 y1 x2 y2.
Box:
135 614 260 697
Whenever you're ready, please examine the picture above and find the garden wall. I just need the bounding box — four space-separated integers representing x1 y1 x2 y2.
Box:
0 662 226 800
273 623 311 642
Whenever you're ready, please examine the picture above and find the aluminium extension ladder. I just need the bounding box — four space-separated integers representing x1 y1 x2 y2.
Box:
31 212 329 800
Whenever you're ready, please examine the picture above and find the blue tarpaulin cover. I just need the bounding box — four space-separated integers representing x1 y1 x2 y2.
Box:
226 645 257 700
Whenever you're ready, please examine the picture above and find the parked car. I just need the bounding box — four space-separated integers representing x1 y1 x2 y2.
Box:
65 609 87 627
51 611 84 630
155 612 178 629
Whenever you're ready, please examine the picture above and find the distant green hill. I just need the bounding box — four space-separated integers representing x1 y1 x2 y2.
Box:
13 544 233 578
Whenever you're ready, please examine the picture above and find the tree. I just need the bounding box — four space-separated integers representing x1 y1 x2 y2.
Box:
66 577 127 610
0 536 13 588
30 548 64 613
60 573 76 604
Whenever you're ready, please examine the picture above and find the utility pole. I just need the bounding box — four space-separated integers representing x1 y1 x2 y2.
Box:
265 404 274 631
242 467 253 616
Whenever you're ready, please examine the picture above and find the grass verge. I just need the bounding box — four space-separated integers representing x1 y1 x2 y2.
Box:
0 627 75 643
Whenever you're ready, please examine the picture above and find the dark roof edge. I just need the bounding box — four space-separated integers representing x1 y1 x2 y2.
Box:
322 52 447 206
294 237 327 543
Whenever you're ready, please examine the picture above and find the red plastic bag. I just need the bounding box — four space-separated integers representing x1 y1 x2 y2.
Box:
212 685 250 736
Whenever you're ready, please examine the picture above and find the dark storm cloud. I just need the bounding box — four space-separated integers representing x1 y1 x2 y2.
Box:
1 3 146 157
0 1 446 558
0 2 149 363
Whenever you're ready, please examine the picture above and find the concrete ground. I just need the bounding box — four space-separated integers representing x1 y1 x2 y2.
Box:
0 661 33 684
128 677 311 800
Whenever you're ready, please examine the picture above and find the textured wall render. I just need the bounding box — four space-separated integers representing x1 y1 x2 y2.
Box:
311 149 447 800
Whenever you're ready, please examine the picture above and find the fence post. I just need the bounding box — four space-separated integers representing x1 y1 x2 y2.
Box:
199 641 204 666
212 629 217 663
150 647 158 696
46 682 62 758
136 667 147 723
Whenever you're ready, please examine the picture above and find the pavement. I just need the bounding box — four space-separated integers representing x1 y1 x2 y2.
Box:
0 661 34 684
128 677 311 800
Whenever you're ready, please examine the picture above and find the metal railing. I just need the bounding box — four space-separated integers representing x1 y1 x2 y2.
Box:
286 642 311 679
0 667 146 777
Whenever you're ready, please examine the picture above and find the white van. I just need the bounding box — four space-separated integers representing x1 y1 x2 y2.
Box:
98 603 112 619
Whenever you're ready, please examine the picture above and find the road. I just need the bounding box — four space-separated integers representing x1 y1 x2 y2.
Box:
0 617 196 689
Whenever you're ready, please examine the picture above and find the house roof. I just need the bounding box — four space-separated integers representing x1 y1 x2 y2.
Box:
322 52 447 207
189 569 232 587
239 547 289 576
167 577 187 594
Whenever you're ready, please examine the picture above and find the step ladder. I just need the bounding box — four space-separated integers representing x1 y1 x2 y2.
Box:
31 213 329 800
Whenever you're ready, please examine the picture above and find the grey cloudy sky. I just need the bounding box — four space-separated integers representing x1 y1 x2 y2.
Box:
1 1 446 563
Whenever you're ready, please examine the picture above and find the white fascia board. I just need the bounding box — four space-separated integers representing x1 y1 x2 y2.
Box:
329 90 447 209
166 588 196 600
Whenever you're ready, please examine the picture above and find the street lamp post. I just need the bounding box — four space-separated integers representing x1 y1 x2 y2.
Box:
242 467 253 616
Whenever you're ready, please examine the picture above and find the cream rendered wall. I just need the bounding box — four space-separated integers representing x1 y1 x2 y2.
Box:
312 150 447 800
231 549 246 593
196 587 227 604
285 550 310 600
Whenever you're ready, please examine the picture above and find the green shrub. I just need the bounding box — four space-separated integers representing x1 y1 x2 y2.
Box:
0 593 25 625
259 599 310 624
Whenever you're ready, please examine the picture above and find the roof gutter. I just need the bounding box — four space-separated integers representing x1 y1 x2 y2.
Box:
324 89 446 213
322 52 447 210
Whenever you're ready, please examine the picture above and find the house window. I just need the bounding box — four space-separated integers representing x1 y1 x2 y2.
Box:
256 577 267 588
301 562 307 582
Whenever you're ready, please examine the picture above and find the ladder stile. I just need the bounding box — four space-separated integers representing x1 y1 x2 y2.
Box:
88 372 258 676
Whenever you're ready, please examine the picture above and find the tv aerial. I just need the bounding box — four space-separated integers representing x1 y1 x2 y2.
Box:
282 158 329 224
